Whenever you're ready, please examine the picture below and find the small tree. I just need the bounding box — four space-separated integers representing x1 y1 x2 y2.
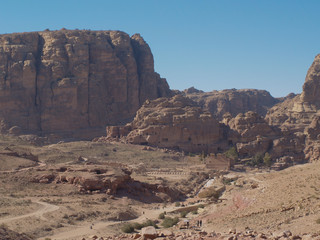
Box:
158 212 165 219
121 223 134 233
250 153 264 166
180 211 188 218
263 152 272 167
224 147 238 161
161 217 179 228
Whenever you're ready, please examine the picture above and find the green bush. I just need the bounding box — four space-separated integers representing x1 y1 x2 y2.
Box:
191 210 198 214
198 187 220 199
175 202 181 207
132 222 143 230
180 211 188 218
161 217 179 228
121 223 134 233
198 204 205 208
224 147 238 160
316 218 320 224
143 219 158 228
158 212 165 219
263 152 272 167
249 153 264 166
132 220 158 230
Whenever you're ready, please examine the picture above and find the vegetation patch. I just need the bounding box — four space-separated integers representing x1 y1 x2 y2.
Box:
121 220 158 233
161 217 179 228
198 187 221 199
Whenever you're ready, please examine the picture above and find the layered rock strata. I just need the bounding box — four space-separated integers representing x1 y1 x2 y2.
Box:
0 29 171 138
32 164 182 202
106 95 230 153
184 88 279 119
265 54 320 161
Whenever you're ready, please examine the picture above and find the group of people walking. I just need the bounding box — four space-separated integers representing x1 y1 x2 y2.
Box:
197 219 202 227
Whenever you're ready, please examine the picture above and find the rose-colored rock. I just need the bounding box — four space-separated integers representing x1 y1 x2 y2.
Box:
0 30 171 139
184 88 279 119
265 54 320 163
107 95 229 153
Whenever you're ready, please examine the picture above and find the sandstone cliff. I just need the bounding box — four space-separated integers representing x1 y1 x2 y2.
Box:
106 95 229 153
0 29 171 138
104 54 320 166
266 54 320 130
184 88 279 119
265 54 320 162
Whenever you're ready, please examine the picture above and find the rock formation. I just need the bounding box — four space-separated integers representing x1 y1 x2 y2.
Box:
224 111 279 158
106 95 230 153
266 55 320 129
0 29 171 138
32 164 182 202
184 88 279 119
265 54 320 162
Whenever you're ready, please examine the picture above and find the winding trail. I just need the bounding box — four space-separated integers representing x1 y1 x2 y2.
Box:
0 161 46 174
39 204 178 240
0 201 60 224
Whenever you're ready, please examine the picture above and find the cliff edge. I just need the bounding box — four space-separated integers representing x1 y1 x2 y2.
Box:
0 29 171 138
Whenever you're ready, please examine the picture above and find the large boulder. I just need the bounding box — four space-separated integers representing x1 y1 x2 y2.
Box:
141 226 158 240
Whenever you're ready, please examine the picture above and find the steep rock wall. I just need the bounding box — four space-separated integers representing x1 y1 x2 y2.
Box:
0 30 171 138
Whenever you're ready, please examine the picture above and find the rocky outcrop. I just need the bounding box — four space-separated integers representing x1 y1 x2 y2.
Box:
32 164 182 202
266 54 320 130
184 88 279 119
0 29 171 138
96 229 320 240
104 54 320 166
265 54 320 162
104 96 306 165
106 95 229 153
301 54 320 105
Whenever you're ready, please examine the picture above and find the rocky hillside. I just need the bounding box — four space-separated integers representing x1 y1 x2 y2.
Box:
184 87 279 119
0 29 171 138
265 54 320 161
106 95 229 153
104 54 320 166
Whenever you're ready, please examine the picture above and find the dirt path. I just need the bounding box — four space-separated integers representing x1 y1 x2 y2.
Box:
0 161 46 174
0 201 59 224
39 204 178 240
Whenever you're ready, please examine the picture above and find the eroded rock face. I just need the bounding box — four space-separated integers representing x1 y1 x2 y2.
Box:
301 54 320 106
184 88 279 119
225 111 281 158
265 54 320 162
0 30 171 138
106 95 229 153
266 55 320 131
32 165 182 202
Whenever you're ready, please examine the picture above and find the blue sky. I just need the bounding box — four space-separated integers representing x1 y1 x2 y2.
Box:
1 1 319 97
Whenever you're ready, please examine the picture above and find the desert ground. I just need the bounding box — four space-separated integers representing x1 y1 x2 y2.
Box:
0 134 320 240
